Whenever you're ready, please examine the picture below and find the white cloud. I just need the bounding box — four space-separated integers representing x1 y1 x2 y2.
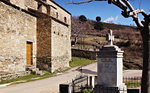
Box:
104 16 119 23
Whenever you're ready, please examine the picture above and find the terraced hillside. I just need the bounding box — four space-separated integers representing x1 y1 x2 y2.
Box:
71 16 143 69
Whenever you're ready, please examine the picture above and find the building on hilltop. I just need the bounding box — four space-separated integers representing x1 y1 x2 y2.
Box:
0 0 71 73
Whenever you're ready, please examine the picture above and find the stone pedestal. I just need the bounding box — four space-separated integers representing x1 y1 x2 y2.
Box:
93 30 127 93
96 45 127 93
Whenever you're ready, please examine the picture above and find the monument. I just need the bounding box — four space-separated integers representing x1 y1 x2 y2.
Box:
94 30 127 93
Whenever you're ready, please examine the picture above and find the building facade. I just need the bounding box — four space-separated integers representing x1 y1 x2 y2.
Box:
0 0 71 73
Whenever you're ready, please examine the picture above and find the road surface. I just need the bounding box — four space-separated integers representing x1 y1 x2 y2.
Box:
0 63 142 93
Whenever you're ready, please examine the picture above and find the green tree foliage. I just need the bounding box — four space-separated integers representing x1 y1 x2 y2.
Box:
79 15 87 22
94 16 104 30
96 16 101 22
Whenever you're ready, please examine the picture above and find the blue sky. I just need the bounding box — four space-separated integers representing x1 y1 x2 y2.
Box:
55 0 150 26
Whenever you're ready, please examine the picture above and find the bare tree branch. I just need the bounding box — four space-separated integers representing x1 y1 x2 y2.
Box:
67 0 148 28
66 0 107 4
111 0 148 28
129 9 148 18
112 0 127 11
122 0 134 11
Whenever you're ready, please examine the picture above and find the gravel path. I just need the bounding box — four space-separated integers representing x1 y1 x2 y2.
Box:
0 63 142 93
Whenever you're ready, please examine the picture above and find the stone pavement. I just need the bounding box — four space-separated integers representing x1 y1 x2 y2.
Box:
0 63 142 93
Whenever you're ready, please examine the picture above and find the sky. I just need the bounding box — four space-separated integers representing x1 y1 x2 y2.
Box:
54 0 150 26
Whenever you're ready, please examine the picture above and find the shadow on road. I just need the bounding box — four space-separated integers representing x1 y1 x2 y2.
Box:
77 69 97 75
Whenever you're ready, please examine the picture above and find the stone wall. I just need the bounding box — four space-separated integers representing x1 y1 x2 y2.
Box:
47 0 71 25
0 0 71 73
0 1 37 73
0 71 31 82
49 1 72 72
37 14 52 72
9 0 37 10
72 49 97 60
51 19 71 72
36 12 71 72
36 0 72 72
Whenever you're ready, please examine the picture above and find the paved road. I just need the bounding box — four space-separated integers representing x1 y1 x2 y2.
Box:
123 70 142 77
0 63 142 93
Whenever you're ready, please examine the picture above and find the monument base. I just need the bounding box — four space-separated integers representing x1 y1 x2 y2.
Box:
93 84 127 93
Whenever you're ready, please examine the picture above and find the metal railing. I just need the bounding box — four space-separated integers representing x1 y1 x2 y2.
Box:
72 75 88 93
123 77 141 88
93 85 127 93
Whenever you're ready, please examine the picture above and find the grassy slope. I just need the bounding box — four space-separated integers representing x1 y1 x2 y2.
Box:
0 57 95 85
0 71 56 85
70 57 96 67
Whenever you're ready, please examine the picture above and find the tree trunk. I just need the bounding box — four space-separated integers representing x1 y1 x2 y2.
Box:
141 25 150 93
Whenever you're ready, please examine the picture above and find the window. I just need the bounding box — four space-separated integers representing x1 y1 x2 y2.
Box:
37 3 42 12
64 17 67 23
56 12 58 18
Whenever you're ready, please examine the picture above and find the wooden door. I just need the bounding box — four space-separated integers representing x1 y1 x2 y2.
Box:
26 42 32 66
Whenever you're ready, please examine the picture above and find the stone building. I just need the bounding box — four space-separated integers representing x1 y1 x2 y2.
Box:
0 0 71 73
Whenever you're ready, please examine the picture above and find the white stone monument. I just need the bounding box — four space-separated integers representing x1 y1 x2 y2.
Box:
96 29 126 93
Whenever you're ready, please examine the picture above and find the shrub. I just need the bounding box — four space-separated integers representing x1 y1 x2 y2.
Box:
96 16 101 22
84 89 93 93
79 15 87 22
94 22 104 30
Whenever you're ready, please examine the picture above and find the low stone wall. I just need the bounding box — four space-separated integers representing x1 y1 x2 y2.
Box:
0 71 31 82
72 49 97 60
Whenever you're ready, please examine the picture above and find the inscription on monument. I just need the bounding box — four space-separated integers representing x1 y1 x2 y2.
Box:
101 58 113 62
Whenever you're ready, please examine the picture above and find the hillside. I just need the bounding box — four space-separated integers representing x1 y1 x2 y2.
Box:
71 16 143 69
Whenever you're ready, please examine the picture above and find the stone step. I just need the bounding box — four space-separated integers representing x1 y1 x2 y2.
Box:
35 68 39 72
26 66 44 75
36 71 44 75
26 66 36 71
